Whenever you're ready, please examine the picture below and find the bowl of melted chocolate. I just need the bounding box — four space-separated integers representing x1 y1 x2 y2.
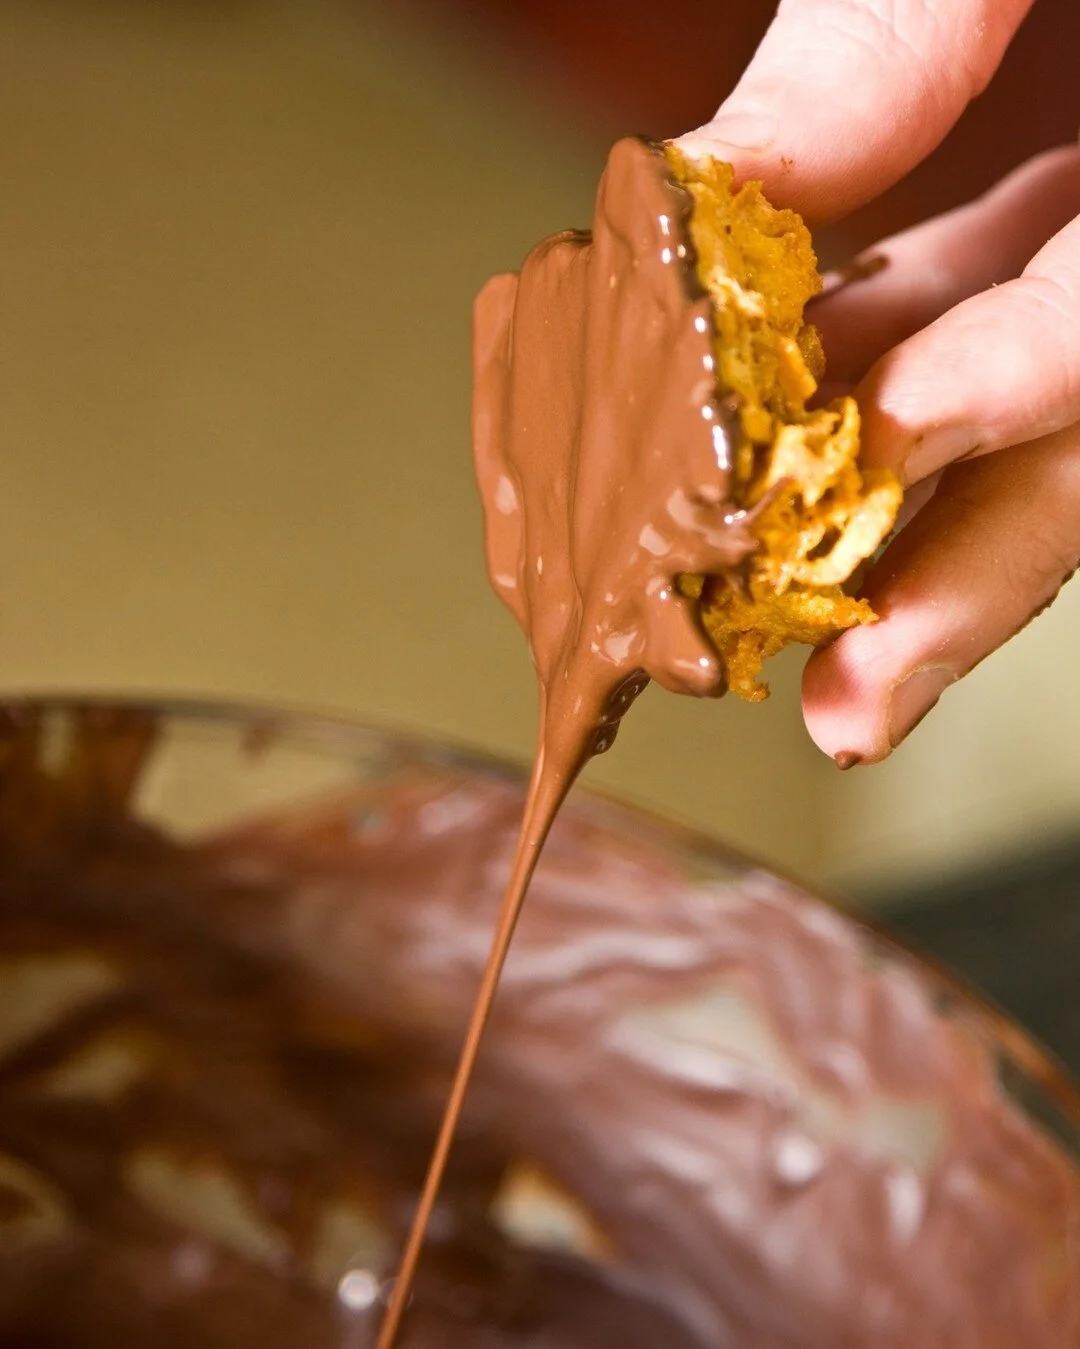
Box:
0 698 1077 1348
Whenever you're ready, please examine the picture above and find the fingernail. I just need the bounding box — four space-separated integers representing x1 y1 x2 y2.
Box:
833 751 862 771
888 666 955 748
699 111 779 153
902 425 983 487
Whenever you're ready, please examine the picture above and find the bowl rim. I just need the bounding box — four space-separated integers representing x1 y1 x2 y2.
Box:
4 689 1079 1134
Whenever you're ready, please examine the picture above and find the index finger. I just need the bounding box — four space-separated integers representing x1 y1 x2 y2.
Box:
674 0 1033 221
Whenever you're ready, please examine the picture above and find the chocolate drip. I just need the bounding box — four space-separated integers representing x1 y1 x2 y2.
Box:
378 138 762 1343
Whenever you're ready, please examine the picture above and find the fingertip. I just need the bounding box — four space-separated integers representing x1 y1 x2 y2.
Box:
801 625 893 764
676 0 1031 221
854 233 1080 483
806 427 1080 770
803 599 962 764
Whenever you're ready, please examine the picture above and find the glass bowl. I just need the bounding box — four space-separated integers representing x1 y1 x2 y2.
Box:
0 697 1076 1348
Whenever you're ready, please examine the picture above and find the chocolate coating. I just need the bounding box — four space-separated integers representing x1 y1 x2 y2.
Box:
378 136 765 1337
473 137 755 767
380 137 767 1342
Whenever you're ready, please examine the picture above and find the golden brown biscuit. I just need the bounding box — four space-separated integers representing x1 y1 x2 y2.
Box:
666 148 902 701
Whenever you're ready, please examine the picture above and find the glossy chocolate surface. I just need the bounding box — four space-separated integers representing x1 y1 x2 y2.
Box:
0 706 1077 1347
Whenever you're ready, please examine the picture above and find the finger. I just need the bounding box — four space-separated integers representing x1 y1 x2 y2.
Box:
813 146 1080 383
857 209 1080 486
801 428 1080 764
673 0 1032 220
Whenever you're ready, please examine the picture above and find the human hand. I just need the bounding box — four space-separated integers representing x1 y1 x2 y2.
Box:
674 0 1080 764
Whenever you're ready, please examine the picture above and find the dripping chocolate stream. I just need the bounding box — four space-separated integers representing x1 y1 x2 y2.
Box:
377 137 753 1345
373 730 575 1349
375 672 649 1346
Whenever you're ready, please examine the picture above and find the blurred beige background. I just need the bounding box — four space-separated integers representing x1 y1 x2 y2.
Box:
0 0 1076 895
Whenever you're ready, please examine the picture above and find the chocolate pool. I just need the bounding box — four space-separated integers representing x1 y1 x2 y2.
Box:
0 699 1076 1348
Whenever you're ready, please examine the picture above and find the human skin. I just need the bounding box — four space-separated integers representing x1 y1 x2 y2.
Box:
674 0 1080 765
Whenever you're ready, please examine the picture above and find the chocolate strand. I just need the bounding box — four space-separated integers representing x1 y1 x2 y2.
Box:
375 741 572 1347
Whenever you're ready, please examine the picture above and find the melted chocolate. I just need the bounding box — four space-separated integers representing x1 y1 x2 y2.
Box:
379 138 761 1340
474 137 757 741
0 708 1077 1348
0 709 707 1349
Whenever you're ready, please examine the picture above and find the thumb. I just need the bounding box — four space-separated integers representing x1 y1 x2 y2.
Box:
674 0 1032 221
